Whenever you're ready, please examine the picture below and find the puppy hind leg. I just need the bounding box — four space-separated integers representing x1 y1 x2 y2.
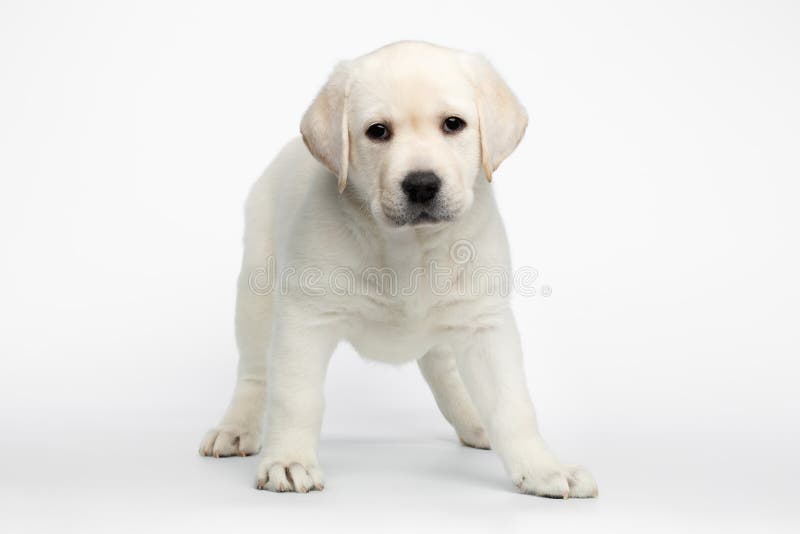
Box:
199 259 272 458
418 347 491 449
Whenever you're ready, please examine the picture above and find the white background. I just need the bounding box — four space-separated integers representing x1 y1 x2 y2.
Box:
1 1 798 532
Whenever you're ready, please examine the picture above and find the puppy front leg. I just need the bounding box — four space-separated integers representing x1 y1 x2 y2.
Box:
455 309 597 498
256 309 337 493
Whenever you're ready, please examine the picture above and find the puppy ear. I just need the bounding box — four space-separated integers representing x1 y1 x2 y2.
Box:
300 61 353 193
463 54 528 182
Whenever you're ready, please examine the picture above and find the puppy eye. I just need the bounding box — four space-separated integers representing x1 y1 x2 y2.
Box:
366 123 391 141
442 116 466 134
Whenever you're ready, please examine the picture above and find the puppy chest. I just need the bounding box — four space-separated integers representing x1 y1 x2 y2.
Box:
343 294 473 363
347 322 434 363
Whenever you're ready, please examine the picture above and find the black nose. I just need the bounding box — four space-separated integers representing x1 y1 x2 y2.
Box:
402 171 441 204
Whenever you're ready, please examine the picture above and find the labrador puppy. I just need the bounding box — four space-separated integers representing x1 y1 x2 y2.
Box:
200 41 597 499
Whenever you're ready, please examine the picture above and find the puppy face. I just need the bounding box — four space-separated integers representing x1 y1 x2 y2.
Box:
301 42 528 228
348 52 481 226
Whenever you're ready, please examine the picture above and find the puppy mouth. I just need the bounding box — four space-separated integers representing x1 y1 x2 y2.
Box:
413 212 438 223
387 209 454 227
378 192 459 227
408 211 445 225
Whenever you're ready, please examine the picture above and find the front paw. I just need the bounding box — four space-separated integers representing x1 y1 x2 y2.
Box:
512 463 597 499
256 456 324 493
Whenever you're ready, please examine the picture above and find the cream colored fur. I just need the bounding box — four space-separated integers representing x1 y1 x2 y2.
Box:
199 41 597 499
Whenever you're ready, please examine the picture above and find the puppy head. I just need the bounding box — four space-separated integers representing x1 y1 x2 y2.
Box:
301 41 527 227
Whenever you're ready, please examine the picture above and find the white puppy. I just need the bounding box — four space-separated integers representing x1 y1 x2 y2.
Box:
200 41 597 499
